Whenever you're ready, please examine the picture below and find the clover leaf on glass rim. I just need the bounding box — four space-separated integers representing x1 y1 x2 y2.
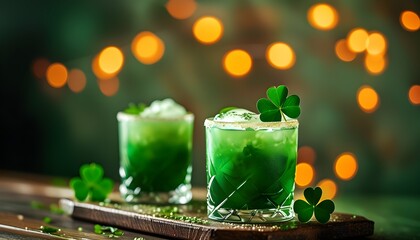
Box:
256 85 301 122
293 187 335 224
70 163 114 202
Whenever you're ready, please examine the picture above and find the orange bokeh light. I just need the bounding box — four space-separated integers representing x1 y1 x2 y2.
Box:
357 85 380 113
364 53 386 75
347 28 369 53
92 55 116 80
67 69 86 93
298 146 316 164
366 32 387 56
46 63 68 88
307 3 339 30
131 31 165 65
400 11 420 31
317 179 337 201
193 16 224 45
295 163 314 187
408 85 420 105
335 39 357 62
166 0 197 20
98 77 119 97
98 46 124 75
223 49 252 77
334 152 358 180
266 42 296 70
32 58 50 79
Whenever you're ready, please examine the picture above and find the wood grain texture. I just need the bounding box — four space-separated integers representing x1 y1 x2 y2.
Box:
60 199 374 240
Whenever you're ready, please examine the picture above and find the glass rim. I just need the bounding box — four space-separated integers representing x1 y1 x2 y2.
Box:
204 117 298 130
117 112 194 122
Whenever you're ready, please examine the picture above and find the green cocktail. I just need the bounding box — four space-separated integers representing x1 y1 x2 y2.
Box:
117 99 193 204
204 109 298 223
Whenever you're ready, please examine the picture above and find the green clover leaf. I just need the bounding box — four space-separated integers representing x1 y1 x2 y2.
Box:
70 163 114 202
94 224 124 238
256 85 301 122
123 103 146 115
293 187 335 224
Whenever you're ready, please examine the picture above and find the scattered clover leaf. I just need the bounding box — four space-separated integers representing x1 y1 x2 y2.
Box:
94 224 124 238
124 102 146 115
293 187 335 224
70 163 114 202
39 225 60 234
256 85 300 122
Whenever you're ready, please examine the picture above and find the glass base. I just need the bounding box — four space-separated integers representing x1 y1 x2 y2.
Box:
119 183 192 204
208 206 294 223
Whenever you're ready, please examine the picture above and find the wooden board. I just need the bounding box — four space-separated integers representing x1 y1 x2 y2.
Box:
59 199 374 240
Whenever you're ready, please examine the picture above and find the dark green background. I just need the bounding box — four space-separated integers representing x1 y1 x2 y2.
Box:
1 0 420 197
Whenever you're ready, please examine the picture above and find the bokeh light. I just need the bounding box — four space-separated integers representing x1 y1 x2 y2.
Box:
295 163 314 187
92 55 116 80
32 58 50 79
366 32 387 55
298 146 316 164
98 46 124 75
408 85 420 105
357 85 380 113
317 179 337 201
266 42 296 70
166 0 197 20
364 53 386 75
335 39 357 62
307 3 339 30
132 31 165 65
347 28 369 53
98 77 119 97
400 10 420 31
46 63 68 88
223 49 252 77
193 16 224 45
67 69 87 93
334 152 358 180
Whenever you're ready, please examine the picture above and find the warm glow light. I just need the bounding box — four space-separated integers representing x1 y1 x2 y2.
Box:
334 152 358 180
364 54 386 75
400 11 420 31
67 69 86 93
366 32 387 55
166 0 197 20
98 46 124 74
307 3 339 30
193 16 223 45
92 55 116 80
408 85 420 105
357 85 380 113
298 146 316 164
98 77 119 97
347 28 369 53
46 63 68 88
132 31 165 65
266 42 296 70
295 163 314 187
335 39 357 62
223 49 252 77
317 179 337 201
32 58 50 79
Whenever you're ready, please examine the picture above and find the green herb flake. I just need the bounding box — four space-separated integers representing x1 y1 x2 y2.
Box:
43 217 52 224
70 163 114 202
293 187 335 224
39 225 60 234
124 103 146 115
256 85 301 122
94 224 124 238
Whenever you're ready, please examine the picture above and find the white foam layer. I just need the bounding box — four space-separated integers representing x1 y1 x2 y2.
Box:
214 108 259 122
140 98 187 118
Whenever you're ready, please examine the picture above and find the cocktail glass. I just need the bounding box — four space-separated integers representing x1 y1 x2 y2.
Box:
117 112 194 204
204 119 298 223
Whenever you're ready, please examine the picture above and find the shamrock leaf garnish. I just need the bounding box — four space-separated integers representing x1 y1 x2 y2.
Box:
94 224 124 238
293 187 335 224
70 163 114 202
256 85 301 122
124 102 146 115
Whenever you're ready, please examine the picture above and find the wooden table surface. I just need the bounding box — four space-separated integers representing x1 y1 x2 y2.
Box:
0 170 419 239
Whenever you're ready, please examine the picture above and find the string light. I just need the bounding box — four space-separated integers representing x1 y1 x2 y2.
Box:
335 39 357 62
32 58 50 79
46 63 68 88
400 10 420 31
364 53 386 75
366 32 387 56
223 49 252 77
334 152 358 180
166 0 197 20
67 69 86 93
131 31 165 65
295 163 314 187
298 146 316 164
193 16 223 45
307 3 339 30
347 28 369 53
357 85 380 113
98 77 119 97
317 179 337 201
408 85 420 105
98 46 124 75
266 42 296 70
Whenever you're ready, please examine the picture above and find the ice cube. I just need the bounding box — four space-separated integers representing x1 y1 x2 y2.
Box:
214 108 259 122
141 98 187 118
